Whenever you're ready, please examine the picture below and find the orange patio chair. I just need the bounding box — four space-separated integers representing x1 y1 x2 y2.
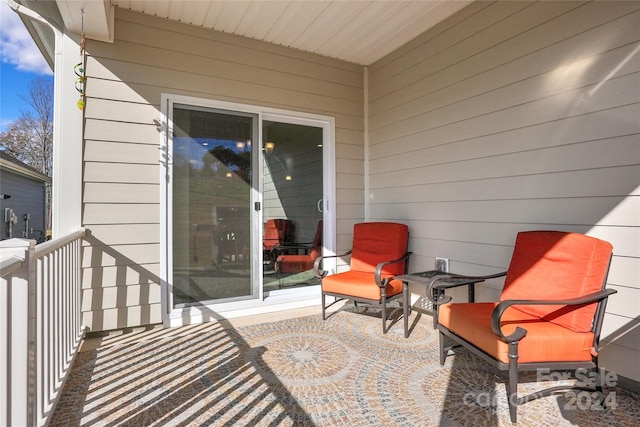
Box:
274 220 323 278
263 218 292 268
314 222 412 336
431 231 616 425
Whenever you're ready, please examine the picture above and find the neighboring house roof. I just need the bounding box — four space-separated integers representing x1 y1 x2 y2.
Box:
0 150 51 183
15 0 472 67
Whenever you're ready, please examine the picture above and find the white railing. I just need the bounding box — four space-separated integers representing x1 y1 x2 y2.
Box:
1 229 86 427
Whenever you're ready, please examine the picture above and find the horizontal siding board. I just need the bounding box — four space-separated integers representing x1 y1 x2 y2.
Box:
84 162 159 184
589 226 640 258
601 313 640 352
371 135 640 186
335 127 364 143
336 188 365 205
83 183 160 203
335 140 364 160
84 98 159 123
411 238 514 271
81 283 161 311
81 304 162 331
336 158 364 175
82 244 161 267
606 285 640 318
397 220 616 248
336 173 364 190
608 256 640 289
377 198 638 228
82 224 160 245
377 206 640 242
85 72 150 104
84 119 160 144
82 263 161 288
84 140 160 163
370 165 640 202
335 204 365 220
83 204 159 225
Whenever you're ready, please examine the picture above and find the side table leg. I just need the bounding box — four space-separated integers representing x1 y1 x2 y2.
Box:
432 288 442 329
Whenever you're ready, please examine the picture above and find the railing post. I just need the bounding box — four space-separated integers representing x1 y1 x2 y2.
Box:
1 238 36 427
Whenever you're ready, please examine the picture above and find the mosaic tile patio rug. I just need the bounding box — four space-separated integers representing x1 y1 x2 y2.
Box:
50 308 639 426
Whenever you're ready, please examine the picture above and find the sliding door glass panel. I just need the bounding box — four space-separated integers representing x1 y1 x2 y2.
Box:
262 120 323 291
172 105 256 307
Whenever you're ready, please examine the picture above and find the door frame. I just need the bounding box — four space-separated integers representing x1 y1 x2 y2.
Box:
160 94 336 327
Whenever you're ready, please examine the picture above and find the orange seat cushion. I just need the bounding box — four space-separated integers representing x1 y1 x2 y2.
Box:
322 271 403 301
276 248 321 273
500 231 613 333
439 302 595 364
277 255 314 273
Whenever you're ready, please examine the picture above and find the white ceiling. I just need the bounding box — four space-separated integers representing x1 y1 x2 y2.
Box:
76 1 472 66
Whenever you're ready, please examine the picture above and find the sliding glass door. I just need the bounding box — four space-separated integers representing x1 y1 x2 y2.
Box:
262 120 323 292
163 95 335 325
171 105 257 306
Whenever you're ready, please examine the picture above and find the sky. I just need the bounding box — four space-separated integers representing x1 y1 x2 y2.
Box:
0 0 53 132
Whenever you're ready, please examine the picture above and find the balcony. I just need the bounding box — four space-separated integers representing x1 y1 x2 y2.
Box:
2 230 640 426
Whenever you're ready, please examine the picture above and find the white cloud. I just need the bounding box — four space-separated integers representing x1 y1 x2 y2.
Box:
0 1 52 75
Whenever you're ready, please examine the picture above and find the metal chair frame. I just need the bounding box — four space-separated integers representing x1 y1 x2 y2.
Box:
430 263 616 425
315 249 412 335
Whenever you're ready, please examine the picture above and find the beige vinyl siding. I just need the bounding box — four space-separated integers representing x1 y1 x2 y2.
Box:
81 8 364 331
368 0 640 383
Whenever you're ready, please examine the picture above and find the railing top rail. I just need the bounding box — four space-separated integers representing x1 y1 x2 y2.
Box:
34 228 86 258
0 255 25 277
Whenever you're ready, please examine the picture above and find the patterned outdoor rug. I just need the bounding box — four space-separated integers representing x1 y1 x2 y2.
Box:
50 308 639 426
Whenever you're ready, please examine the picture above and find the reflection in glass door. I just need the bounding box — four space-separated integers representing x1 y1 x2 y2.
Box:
262 120 323 292
171 105 257 307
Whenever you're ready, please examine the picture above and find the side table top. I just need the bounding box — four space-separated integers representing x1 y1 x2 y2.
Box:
395 270 484 285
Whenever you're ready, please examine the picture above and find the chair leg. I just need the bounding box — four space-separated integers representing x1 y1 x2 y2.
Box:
321 293 327 320
592 362 606 408
438 331 446 365
381 297 388 334
507 342 519 425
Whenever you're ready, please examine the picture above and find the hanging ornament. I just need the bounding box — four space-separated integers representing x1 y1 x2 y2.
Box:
76 9 87 110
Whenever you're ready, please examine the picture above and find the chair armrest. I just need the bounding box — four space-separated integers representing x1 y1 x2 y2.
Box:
375 252 413 288
426 272 507 305
491 288 618 343
313 250 352 278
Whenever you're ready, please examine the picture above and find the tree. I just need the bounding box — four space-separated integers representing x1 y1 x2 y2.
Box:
0 76 54 176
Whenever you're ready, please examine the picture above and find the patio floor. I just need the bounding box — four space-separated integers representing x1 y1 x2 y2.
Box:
49 305 640 426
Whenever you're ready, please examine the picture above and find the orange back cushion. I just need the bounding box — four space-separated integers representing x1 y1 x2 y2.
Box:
500 231 612 332
350 222 409 276
263 220 281 249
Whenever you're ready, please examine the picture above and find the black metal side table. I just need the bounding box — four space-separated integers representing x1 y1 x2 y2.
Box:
396 270 485 330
